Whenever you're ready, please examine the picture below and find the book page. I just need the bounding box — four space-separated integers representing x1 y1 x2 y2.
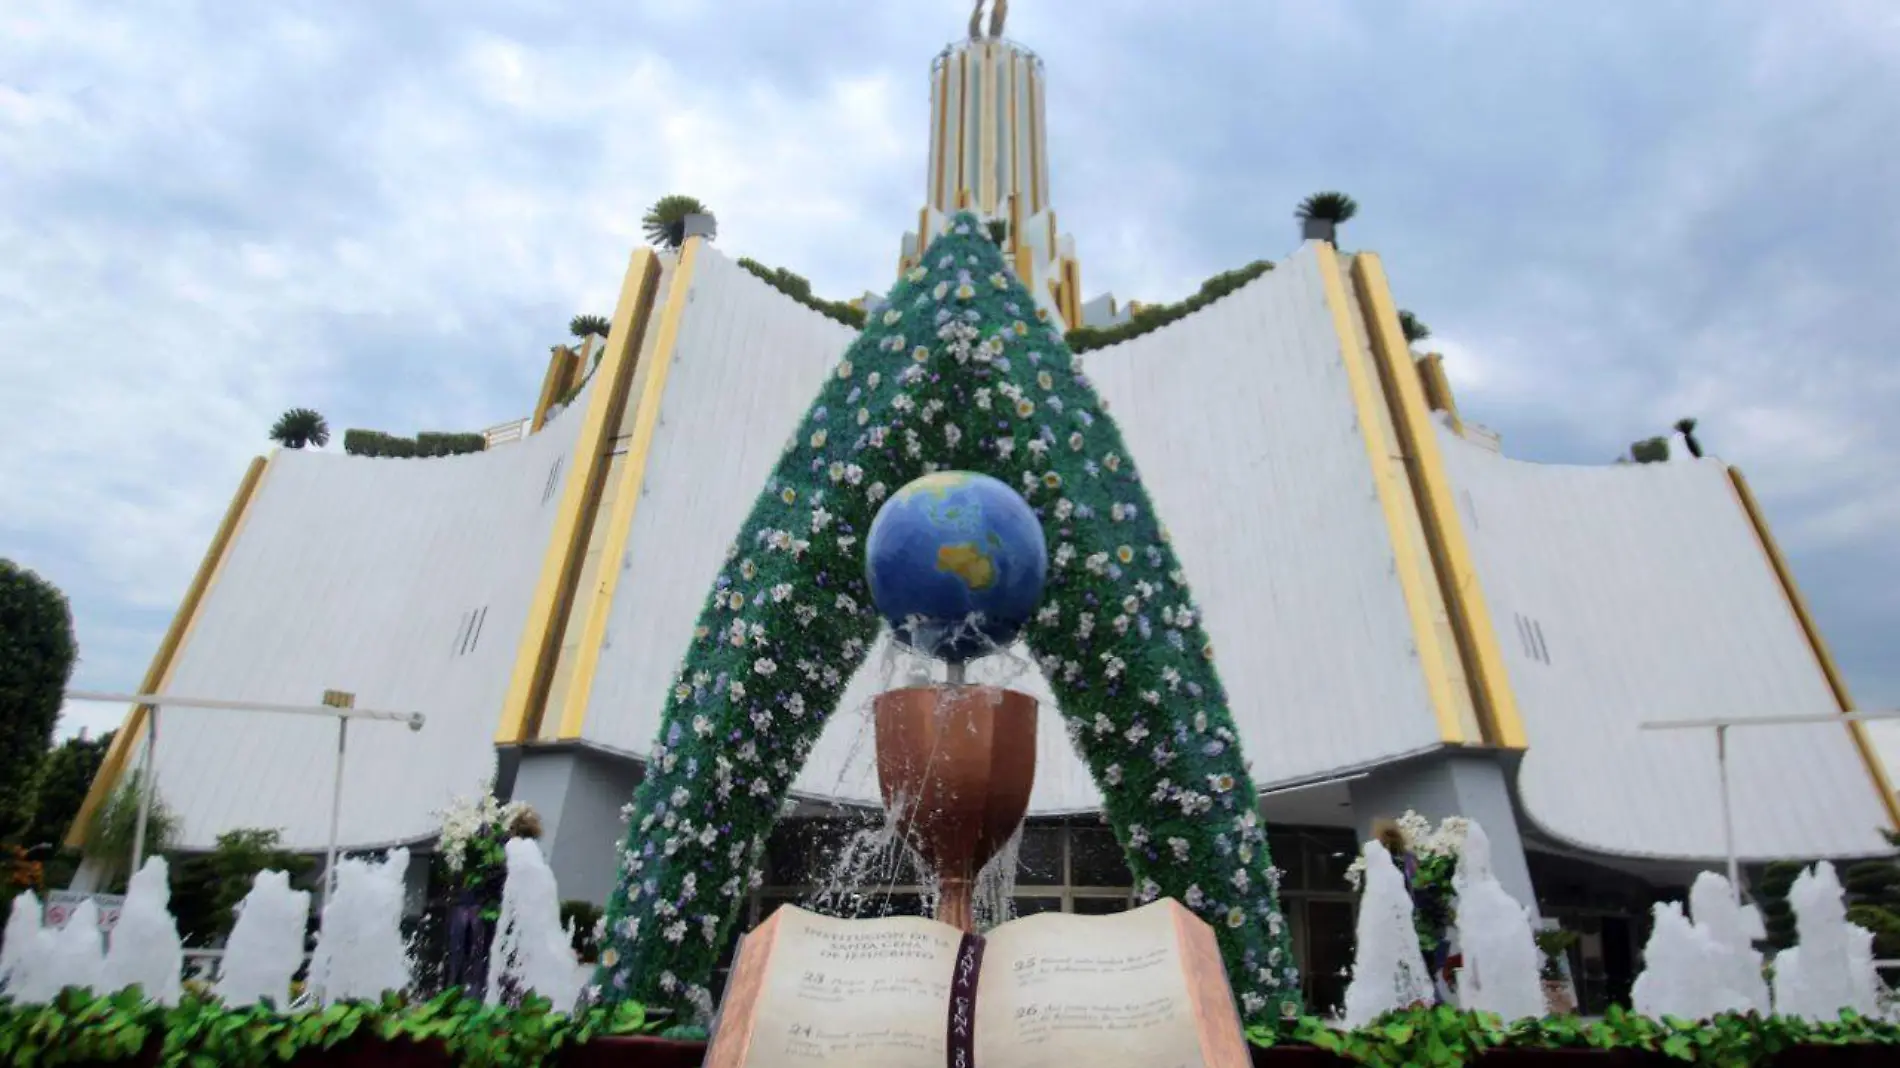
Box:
742 905 963 1068
973 901 1207 1068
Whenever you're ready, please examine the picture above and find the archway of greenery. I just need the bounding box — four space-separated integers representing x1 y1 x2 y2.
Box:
596 214 1300 1024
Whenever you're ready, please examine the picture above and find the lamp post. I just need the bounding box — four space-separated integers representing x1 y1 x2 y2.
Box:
1640 708 1900 898
66 689 424 911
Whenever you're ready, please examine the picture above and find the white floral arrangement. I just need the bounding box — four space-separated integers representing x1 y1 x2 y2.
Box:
436 788 531 875
1343 810 1472 891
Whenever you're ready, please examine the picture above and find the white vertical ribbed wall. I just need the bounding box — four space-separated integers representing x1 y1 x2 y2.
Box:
794 243 1451 811
1436 428 1890 859
139 390 595 850
1079 245 1447 783
578 250 858 751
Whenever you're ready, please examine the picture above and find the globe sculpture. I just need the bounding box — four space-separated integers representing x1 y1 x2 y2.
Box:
864 470 1049 664
865 471 1047 932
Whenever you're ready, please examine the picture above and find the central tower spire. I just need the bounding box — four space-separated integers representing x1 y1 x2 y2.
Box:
899 5 1086 329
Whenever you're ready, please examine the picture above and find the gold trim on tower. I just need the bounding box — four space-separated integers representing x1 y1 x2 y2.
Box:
933 59 950 210
1008 55 1020 217
1728 468 1900 830
67 455 272 848
496 247 664 743
978 43 996 212
555 237 706 739
1351 253 1526 749
1028 66 1043 213
956 49 969 208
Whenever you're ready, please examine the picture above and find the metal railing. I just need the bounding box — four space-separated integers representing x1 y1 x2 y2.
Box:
482 418 530 448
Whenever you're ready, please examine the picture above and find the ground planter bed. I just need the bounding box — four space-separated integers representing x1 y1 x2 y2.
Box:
7 996 1897 1068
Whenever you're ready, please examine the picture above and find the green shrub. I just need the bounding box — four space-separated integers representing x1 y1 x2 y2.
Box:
83 769 176 892
345 429 483 458
343 429 411 457
417 432 486 458
561 899 604 961
1629 436 1671 464
736 257 866 328
0 559 76 838
1065 259 1274 353
170 828 315 946
1759 859 1807 949
23 729 112 851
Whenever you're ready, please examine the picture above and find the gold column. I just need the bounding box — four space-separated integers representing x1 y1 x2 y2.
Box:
978 44 996 213
554 237 706 739
1315 245 1472 745
531 345 580 432
496 247 663 743
932 59 950 211
1352 253 1526 749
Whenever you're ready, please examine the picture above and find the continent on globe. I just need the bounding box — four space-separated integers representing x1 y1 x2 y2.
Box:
865 471 1048 663
935 543 995 590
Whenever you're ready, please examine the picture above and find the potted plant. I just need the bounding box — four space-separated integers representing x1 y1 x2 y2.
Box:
1296 191 1359 245
1534 926 1580 1014
642 194 716 249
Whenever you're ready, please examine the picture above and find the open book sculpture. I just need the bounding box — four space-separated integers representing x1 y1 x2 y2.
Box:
706 898 1251 1068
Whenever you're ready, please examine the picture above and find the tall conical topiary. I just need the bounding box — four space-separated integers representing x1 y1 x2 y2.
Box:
595 212 1301 1024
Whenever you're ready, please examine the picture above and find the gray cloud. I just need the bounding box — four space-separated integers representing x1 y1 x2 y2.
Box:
6 1 1898 753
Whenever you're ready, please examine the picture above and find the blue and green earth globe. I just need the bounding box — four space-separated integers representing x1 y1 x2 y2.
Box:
864 471 1049 663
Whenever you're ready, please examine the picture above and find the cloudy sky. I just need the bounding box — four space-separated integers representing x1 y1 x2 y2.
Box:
6 1 1900 760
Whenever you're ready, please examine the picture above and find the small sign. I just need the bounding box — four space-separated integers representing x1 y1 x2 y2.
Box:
321 690 356 709
44 891 125 933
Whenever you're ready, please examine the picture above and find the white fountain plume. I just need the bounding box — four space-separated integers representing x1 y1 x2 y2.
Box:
1632 901 1718 1019
1450 822 1545 1020
0 892 54 1002
215 870 311 1008
1772 862 1880 1021
308 849 413 1003
1687 872 1770 1016
102 857 184 1005
487 837 588 1012
36 899 108 998
1341 841 1435 1027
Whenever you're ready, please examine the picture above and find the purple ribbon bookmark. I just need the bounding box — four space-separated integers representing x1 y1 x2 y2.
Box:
947 932 985 1068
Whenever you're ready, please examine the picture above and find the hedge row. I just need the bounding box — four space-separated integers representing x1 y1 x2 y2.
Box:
342 430 486 459
1065 258 1275 353
1 991 1894 1068
735 257 868 328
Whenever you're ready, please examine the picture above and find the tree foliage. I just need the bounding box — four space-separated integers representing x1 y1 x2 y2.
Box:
1843 829 1900 960
1629 436 1671 464
84 769 177 892
641 195 713 250
0 559 78 839
1675 417 1703 459
170 828 314 946
1296 191 1359 223
569 314 612 339
1757 859 1807 950
22 729 112 851
270 407 331 449
1399 309 1431 344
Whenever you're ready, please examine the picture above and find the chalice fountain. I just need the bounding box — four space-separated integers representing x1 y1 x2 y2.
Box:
863 471 1049 932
